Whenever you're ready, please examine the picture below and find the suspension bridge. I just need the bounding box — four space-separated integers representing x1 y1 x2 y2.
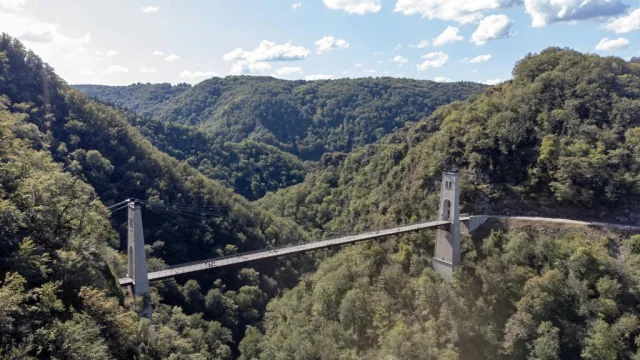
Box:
111 171 640 319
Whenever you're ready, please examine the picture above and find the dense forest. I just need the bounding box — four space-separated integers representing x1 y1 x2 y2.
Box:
122 110 308 200
75 77 485 160
0 34 317 358
259 48 640 236
6 30 640 359
249 48 640 358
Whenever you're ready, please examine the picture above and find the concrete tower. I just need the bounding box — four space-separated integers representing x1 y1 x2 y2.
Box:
432 170 460 280
127 201 152 319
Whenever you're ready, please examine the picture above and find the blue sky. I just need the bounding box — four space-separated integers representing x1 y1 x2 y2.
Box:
1 0 639 85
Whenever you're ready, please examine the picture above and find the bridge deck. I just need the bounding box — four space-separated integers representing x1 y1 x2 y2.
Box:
119 219 449 286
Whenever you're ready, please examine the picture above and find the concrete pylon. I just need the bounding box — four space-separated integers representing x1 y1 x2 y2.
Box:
127 201 152 319
432 170 460 280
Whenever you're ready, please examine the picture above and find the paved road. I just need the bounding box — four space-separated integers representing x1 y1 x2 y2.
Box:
119 219 449 285
487 215 640 231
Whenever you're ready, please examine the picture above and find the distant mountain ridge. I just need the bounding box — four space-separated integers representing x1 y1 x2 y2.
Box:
74 77 486 160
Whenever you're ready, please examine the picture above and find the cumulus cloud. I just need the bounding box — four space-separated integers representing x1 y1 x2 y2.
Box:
394 43 403 51
392 55 408 63
595 37 630 50
106 50 117 57
373 51 385 55
323 0 381 14
140 67 156 73
275 66 303 76
314 36 350 54
605 8 640 33
305 74 333 80
409 39 429 48
482 78 502 85
417 51 448 70
434 76 452 82
141 5 159 13
362 69 377 73
0 11 91 62
105 65 129 74
0 10 99 83
0 0 27 11
471 14 515 45
18 30 53 43
432 26 464 46
153 50 164 56
354 63 363 67
223 40 310 61
180 70 218 78
164 54 180 61
394 0 521 24
525 0 627 27
293 2 302 9
462 54 492 63
229 60 271 75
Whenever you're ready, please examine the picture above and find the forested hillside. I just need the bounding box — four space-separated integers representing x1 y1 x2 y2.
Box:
260 48 640 236
0 34 314 358
75 77 486 160
7 30 640 359
248 48 640 358
123 110 307 200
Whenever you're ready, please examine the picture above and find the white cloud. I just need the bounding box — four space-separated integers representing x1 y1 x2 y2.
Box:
275 66 303 75
462 54 492 63
394 0 521 24
18 30 53 43
354 62 363 67
79 68 94 75
323 0 381 14
153 50 164 56
0 0 26 12
394 43 403 51
605 8 640 33
314 36 349 54
106 50 117 57
141 5 159 13
180 70 218 78
373 51 385 55
305 74 333 80
432 26 464 46
293 2 302 9
362 69 377 73
0 11 91 61
471 14 515 45
595 37 630 51
482 78 502 85
140 67 156 73
376 60 384 64
525 0 627 27
409 39 429 48
223 40 310 61
392 55 408 63
105 65 129 74
229 60 271 75
164 54 180 61
417 51 449 70
473 69 478 73
434 76 452 82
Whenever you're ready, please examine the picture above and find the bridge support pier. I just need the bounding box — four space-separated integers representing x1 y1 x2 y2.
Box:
432 170 460 280
127 201 152 320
